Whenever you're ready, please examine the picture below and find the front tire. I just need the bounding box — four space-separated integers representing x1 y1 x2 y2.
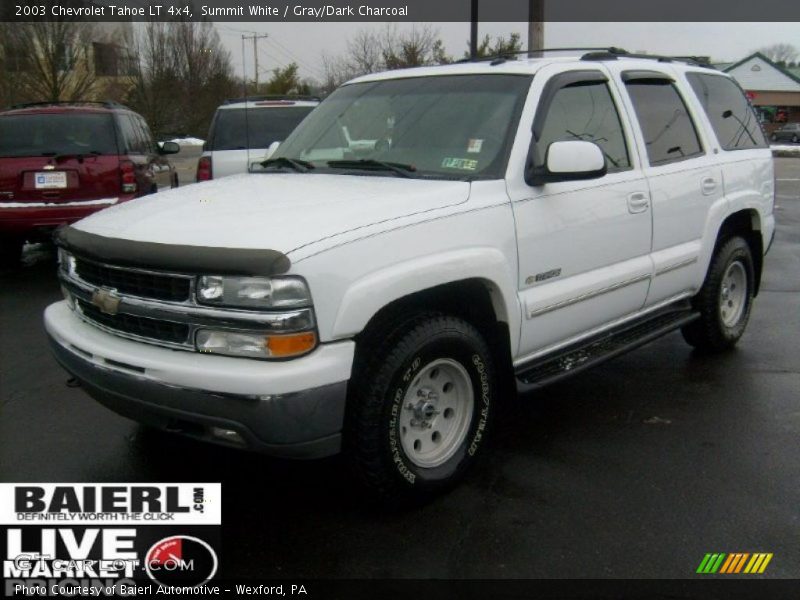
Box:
346 313 496 504
681 236 755 352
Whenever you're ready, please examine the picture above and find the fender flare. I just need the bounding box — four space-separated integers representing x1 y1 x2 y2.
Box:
331 247 521 356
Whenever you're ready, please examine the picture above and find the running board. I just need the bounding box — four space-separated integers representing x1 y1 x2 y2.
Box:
515 306 700 391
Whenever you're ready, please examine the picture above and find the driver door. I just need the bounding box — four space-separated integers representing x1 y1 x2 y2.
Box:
508 67 653 358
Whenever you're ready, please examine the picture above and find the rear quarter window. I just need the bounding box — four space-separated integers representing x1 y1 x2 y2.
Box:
686 73 767 151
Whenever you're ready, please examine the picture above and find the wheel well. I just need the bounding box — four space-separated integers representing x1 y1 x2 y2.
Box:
356 279 514 387
716 210 764 295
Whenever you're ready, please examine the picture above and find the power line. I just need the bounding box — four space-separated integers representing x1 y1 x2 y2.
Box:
264 37 324 79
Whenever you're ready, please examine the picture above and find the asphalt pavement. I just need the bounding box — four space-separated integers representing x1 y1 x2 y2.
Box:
1 159 798 580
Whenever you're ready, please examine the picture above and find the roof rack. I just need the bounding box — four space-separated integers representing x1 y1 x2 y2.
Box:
580 49 715 68
223 95 321 104
456 47 629 64
456 47 715 69
9 100 128 110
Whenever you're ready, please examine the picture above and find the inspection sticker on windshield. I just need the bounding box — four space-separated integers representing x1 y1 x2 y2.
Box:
441 157 478 171
467 139 484 153
34 172 67 189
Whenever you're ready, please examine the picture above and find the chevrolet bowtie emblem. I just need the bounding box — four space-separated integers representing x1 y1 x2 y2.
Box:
91 288 121 315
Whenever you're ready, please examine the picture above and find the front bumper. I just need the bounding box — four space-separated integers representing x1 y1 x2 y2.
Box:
45 301 354 459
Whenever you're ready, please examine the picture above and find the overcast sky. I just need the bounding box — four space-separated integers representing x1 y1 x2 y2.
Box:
211 21 800 83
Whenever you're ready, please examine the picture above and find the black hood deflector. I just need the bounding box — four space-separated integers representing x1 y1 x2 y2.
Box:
54 227 291 276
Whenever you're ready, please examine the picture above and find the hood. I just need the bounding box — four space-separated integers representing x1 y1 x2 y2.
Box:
73 173 470 255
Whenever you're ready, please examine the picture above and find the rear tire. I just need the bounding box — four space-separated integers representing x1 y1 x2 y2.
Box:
0 236 24 269
681 236 755 352
346 312 497 505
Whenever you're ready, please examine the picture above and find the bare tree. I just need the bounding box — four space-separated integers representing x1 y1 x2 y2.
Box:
756 43 799 66
2 20 97 103
128 20 236 137
381 24 449 69
127 23 179 135
321 24 451 92
347 29 382 74
468 33 523 59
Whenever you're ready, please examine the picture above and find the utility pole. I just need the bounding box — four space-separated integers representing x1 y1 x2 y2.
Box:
242 33 268 93
470 0 478 59
528 0 544 56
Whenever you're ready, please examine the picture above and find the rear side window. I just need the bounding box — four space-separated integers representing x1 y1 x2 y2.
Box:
118 114 144 154
135 116 158 155
686 73 767 150
624 79 703 165
535 80 631 171
210 106 315 151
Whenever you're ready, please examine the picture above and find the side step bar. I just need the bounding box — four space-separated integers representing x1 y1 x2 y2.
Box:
515 306 700 391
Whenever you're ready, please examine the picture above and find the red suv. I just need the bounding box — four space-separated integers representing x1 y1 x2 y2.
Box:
0 101 180 266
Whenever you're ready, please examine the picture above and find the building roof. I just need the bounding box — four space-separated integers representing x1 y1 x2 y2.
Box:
723 52 800 91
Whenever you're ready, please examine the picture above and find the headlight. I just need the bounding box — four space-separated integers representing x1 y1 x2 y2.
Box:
196 329 317 359
196 275 311 309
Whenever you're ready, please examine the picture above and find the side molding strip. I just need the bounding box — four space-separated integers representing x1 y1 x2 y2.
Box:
527 273 651 319
654 256 698 277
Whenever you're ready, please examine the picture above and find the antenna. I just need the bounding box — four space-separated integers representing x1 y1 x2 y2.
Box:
241 35 252 169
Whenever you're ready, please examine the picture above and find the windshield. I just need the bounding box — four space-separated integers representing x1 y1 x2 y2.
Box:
210 106 315 151
0 113 118 157
272 74 532 179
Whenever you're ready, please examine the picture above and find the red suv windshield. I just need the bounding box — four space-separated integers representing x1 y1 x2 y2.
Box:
0 113 119 158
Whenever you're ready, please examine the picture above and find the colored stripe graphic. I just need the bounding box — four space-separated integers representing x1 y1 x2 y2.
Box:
719 554 736 573
698 553 773 574
697 553 726 573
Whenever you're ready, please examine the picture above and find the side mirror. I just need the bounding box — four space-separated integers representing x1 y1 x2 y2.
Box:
525 140 607 186
265 141 281 159
159 141 181 155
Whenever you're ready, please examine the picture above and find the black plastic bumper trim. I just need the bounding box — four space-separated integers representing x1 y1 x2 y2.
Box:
48 333 346 459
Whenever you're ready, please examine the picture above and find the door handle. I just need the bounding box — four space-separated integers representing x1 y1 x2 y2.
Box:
627 192 650 214
701 177 717 196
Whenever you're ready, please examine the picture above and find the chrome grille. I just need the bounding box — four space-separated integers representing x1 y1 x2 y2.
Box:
76 299 190 345
74 257 191 302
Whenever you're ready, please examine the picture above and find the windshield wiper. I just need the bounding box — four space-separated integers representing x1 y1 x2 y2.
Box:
259 156 314 172
327 159 416 178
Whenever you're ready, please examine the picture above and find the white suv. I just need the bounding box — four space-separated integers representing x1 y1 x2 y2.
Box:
46 49 775 503
196 96 319 181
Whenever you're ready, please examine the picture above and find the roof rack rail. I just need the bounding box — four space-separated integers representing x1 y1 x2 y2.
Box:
455 47 629 64
223 95 321 104
580 49 715 68
454 47 715 70
9 100 128 110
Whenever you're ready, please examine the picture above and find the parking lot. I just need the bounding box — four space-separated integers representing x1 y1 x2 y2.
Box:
0 158 798 580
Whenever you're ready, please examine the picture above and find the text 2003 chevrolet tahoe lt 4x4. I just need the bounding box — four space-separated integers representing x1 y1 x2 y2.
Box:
46 49 774 502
